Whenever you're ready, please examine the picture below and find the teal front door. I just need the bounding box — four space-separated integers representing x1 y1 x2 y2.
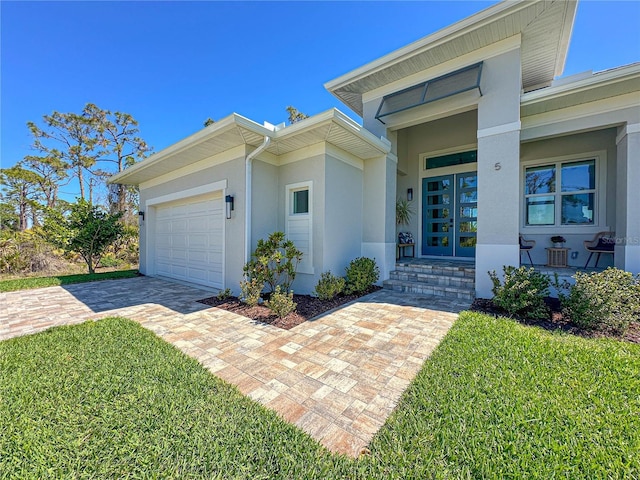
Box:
422 172 477 257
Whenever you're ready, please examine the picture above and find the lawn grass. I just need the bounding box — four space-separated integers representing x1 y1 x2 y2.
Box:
1 313 638 478
0 269 139 292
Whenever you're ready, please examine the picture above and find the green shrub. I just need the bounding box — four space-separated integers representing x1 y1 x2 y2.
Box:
239 278 263 306
0 230 62 274
314 271 346 301
216 288 232 301
489 266 550 319
99 254 122 268
560 267 640 335
265 286 296 319
345 257 379 294
243 232 303 293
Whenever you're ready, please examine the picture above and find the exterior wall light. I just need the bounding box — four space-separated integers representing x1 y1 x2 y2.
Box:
407 188 413 202
138 211 145 221
225 195 234 219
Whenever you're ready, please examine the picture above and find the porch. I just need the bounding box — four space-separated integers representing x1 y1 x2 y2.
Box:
385 257 607 299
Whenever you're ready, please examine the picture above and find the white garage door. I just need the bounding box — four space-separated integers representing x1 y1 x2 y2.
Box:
154 193 223 288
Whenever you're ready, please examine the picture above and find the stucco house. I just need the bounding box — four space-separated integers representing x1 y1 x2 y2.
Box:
111 0 639 299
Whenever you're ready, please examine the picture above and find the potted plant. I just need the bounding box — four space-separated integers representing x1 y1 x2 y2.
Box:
396 198 414 226
550 235 566 248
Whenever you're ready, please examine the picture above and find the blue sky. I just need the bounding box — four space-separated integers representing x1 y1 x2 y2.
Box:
2 0 639 198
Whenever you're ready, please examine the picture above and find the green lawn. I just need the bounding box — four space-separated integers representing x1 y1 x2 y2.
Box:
1 313 638 478
0 270 139 292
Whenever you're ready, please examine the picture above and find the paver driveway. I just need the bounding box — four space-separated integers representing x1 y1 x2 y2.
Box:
1 276 468 456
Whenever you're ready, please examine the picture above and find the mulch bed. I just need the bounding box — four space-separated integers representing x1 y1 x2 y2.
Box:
470 297 640 344
198 286 381 330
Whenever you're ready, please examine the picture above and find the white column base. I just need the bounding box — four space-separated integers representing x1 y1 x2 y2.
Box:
362 242 396 285
615 245 640 274
475 244 520 298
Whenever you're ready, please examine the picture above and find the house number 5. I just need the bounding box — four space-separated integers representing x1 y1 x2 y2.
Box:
494 162 501 171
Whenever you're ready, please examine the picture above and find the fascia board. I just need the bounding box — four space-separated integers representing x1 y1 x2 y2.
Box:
109 113 272 184
324 0 529 93
521 64 640 106
553 1 579 77
274 109 391 155
361 35 521 104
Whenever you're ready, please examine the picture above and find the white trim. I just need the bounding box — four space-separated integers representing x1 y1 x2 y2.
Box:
361 36 521 104
419 144 477 173
616 123 640 145
285 181 314 275
477 121 521 139
146 180 228 207
521 92 640 133
144 188 226 290
326 0 532 92
520 150 607 234
521 63 640 105
112 108 391 186
254 142 367 171
140 145 246 190
109 114 269 184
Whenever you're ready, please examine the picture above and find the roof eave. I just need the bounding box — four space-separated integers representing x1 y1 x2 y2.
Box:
110 108 391 185
324 0 528 94
521 63 640 106
109 113 271 184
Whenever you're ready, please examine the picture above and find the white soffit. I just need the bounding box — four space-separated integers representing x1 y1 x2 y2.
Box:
325 0 578 115
521 63 640 117
110 110 391 185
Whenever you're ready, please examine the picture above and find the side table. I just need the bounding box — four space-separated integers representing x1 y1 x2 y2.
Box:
546 247 570 267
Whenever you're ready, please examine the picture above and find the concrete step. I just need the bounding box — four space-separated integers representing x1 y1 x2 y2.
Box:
394 261 476 279
389 270 475 288
383 279 475 300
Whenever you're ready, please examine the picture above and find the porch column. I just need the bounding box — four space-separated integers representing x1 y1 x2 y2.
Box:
362 153 398 284
475 48 522 298
615 123 640 274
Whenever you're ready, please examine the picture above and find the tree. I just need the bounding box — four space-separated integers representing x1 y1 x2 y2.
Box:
28 105 101 201
286 106 309 124
43 199 124 274
0 166 42 231
22 154 68 208
27 104 150 214
0 202 19 231
92 107 151 221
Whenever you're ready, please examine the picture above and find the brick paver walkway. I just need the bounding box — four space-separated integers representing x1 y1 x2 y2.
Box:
1 276 468 457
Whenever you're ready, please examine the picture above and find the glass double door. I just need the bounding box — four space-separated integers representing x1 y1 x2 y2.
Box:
422 172 477 257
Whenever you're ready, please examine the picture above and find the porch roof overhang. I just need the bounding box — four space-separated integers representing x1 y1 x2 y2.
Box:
109 109 391 186
325 0 578 116
520 63 640 117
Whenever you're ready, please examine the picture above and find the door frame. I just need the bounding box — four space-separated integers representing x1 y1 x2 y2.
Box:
417 146 478 259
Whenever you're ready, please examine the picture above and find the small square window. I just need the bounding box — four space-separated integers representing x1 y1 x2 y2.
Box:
292 189 309 214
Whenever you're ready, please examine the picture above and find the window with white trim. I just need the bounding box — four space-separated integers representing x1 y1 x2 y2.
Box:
286 181 313 274
524 158 596 226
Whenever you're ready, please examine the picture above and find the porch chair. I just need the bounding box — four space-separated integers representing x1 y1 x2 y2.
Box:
584 231 615 268
519 235 535 266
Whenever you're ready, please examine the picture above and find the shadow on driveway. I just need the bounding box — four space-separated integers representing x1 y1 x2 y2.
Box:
61 276 214 315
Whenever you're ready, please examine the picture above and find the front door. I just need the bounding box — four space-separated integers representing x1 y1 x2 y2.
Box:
422 172 477 257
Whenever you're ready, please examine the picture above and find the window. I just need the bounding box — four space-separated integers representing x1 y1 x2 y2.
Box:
524 159 596 226
425 150 477 170
292 189 309 214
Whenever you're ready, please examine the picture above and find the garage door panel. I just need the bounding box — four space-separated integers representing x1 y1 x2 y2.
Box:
188 234 208 248
154 195 223 288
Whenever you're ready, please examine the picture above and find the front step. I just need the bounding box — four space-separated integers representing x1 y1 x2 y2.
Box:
384 261 476 300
